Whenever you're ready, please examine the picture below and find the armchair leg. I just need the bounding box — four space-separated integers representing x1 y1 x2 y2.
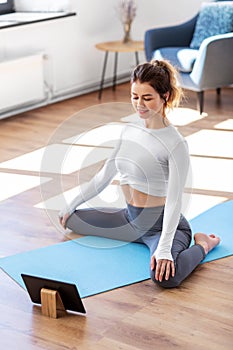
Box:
197 91 204 115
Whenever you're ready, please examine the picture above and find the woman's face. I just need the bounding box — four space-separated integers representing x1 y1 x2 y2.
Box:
131 81 165 120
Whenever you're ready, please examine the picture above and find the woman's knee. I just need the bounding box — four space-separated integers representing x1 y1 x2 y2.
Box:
150 270 181 289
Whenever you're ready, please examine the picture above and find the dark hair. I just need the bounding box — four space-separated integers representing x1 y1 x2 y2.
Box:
131 59 183 110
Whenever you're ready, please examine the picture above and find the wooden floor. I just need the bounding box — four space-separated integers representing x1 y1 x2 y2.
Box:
0 84 232 350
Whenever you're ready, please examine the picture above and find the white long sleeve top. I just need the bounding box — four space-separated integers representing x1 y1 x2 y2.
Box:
59 122 190 261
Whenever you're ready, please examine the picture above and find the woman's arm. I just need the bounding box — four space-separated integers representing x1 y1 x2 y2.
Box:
153 140 190 261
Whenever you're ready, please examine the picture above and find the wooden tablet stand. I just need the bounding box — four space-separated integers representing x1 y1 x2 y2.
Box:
22 274 86 317
40 288 67 318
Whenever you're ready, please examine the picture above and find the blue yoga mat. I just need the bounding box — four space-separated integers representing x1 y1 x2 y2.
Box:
1 200 232 297
0 237 150 298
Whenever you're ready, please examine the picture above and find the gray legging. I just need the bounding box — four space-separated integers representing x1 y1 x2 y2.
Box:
66 203 206 288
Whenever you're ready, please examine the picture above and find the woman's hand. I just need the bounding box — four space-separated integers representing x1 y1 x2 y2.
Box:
59 213 70 229
150 256 175 282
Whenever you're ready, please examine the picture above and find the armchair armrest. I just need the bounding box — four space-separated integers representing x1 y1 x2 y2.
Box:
191 32 233 89
144 15 198 61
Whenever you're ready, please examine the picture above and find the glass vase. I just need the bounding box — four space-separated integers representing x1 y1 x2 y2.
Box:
122 22 132 43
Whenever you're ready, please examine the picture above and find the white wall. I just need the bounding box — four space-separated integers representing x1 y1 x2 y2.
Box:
0 0 207 118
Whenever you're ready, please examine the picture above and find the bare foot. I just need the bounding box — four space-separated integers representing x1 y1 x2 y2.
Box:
194 233 220 255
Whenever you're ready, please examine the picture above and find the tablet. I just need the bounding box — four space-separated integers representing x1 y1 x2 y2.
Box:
21 274 86 314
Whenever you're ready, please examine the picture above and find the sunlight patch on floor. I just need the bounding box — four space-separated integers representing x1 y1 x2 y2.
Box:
182 193 227 220
190 156 233 193
186 130 233 158
0 173 50 202
2 109 232 218
121 108 206 126
167 107 207 126
0 144 112 174
214 119 233 130
35 184 126 211
63 123 124 147
35 181 226 222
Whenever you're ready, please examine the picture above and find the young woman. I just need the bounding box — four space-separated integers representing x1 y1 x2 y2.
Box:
59 59 220 288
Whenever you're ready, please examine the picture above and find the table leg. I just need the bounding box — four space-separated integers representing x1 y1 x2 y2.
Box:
98 51 109 100
135 51 139 65
113 52 118 91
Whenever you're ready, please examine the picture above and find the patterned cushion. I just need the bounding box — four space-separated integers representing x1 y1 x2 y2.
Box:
190 1 233 49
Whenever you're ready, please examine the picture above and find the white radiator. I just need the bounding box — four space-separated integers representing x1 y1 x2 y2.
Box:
0 53 45 111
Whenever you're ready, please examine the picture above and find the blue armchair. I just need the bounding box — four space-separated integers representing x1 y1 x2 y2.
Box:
144 1 233 114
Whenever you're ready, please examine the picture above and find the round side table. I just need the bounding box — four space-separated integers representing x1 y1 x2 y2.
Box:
95 40 144 99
